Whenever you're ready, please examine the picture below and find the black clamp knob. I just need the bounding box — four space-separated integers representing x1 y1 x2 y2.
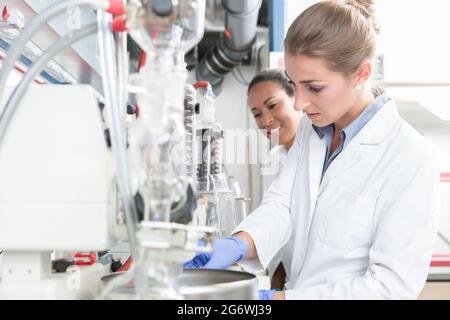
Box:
152 0 174 17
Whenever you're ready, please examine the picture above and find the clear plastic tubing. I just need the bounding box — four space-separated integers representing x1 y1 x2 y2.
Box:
0 0 109 115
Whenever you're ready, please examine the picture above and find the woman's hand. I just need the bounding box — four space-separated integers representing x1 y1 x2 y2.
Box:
259 289 286 300
183 237 248 269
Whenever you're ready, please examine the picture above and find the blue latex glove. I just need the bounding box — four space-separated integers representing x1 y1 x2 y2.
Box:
183 237 248 269
259 289 276 300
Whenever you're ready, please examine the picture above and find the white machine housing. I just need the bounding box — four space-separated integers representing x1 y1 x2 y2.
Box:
0 85 119 299
0 85 115 251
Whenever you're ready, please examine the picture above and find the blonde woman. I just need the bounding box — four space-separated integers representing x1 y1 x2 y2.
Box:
185 0 439 300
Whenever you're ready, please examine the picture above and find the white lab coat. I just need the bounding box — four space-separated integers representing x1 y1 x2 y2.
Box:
262 145 288 192
261 145 293 283
234 99 440 299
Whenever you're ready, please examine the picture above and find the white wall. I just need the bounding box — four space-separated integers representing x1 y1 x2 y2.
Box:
285 0 319 34
285 0 450 83
374 0 450 83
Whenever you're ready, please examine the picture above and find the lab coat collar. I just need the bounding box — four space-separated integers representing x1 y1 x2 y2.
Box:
318 99 399 193
356 98 399 145
307 130 327 216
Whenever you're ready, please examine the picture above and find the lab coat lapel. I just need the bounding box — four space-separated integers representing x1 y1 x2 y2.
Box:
318 142 362 195
307 131 327 219
317 99 399 194
289 130 326 285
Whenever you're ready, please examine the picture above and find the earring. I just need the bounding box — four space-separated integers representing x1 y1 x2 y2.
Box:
355 84 363 91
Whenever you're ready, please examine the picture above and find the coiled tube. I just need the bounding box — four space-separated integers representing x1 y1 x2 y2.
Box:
184 85 197 181
210 129 223 175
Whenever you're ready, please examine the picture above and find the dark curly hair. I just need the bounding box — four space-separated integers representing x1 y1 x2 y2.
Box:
247 68 294 97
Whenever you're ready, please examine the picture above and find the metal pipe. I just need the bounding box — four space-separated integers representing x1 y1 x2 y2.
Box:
195 0 262 90
222 0 261 49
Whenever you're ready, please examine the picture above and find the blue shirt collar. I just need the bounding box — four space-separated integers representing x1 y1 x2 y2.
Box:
311 89 391 177
312 90 391 146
